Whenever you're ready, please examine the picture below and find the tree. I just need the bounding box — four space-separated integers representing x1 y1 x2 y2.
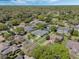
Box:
24 17 32 23
37 15 45 20
36 23 46 30
3 32 12 39
13 27 25 35
32 44 70 59
72 30 79 36
10 19 21 26
50 26 57 32
0 23 8 31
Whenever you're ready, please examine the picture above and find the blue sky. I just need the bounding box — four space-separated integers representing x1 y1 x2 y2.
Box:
0 0 79 5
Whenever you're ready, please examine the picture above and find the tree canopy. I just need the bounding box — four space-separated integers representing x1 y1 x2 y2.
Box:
32 43 70 59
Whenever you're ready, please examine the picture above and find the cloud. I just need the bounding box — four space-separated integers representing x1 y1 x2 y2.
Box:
11 0 59 5
0 0 60 5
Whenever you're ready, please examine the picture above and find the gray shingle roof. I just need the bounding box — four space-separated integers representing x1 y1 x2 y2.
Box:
0 42 9 52
2 44 19 55
31 30 48 36
24 26 35 32
67 40 79 54
14 35 25 42
57 27 70 34
30 20 46 25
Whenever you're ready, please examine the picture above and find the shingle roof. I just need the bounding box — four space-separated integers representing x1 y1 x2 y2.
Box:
57 27 70 34
14 35 25 42
67 40 79 54
31 30 48 36
2 44 19 55
24 26 35 32
0 42 9 52
30 20 46 25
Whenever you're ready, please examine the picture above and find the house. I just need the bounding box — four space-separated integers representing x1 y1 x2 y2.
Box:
24 26 35 32
30 20 46 26
14 35 25 44
66 40 79 59
21 40 36 55
0 42 9 52
43 34 64 45
31 30 48 37
2 44 19 55
49 34 64 43
57 27 71 36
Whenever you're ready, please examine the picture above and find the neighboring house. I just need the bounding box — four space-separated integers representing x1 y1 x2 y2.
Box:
49 34 64 43
43 34 64 45
0 42 9 52
57 27 71 35
30 20 46 26
21 40 36 55
31 30 48 37
14 35 25 44
2 44 19 55
24 26 35 32
66 40 79 59
0 31 7 35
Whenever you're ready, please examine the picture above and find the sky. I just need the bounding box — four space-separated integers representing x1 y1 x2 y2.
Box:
0 0 79 5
